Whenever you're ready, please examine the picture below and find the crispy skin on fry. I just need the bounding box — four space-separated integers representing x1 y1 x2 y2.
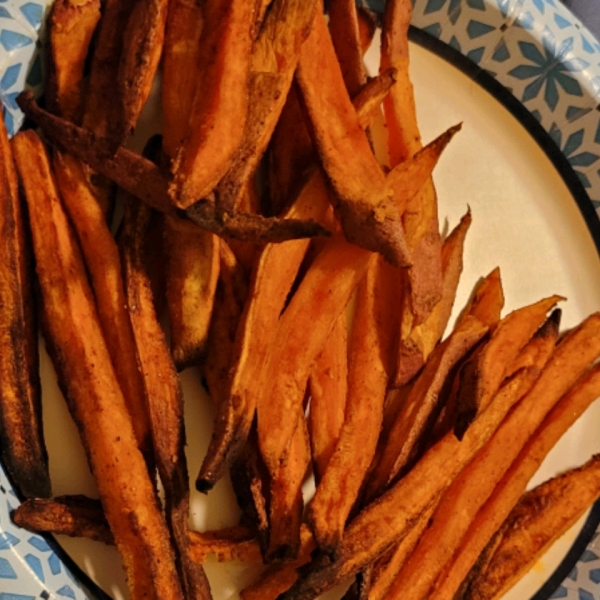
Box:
454 294 563 439
113 0 168 147
161 0 204 159
328 0 368 97
188 525 262 564
385 314 560 600
434 356 600 600
53 150 153 465
165 215 220 370
215 0 319 213
297 11 410 267
0 118 48 499
308 313 348 483
46 0 100 120
455 267 505 331
281 318 600 600
12 130 182 600
12 496 113 545
463 454 600 600
169 0 254 207
306 257 400 555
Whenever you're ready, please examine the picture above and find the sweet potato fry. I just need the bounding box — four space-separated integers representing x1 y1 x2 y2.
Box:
120 188 211 600
215 0 319 213
12 496 113 545
434 355 600 599
113 0 168 147
364 315 488 505
328 0 368 97
306 256 400 555
462 454 600 600
297 10 410 267
454 294 564 439
267 415 311 561
385 313 561 600
165 215 220 370
188 525 262 564
0 115 48 499
161 0 204 159
169 0 254 207
12 130 182 599
308 313 348 483
455 267 505 331
281 307 600 600
46 0 101 121
356 5 378 54
53 150 153 464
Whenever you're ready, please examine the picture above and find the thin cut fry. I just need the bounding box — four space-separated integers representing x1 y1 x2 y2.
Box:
434 359 600 599
188 525 262 564
463 454 600 600
12 496 113 545
12 130 182 600
282 312 600 599
455 267 505 331
297 10 410 267
46 0 101 120
0 117 48 499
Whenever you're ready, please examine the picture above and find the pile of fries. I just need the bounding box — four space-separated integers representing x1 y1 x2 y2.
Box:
2 0 600 598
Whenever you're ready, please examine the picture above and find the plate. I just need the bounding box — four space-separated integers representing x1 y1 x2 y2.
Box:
2 0 600 598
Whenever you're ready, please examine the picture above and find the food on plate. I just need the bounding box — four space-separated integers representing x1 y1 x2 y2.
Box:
3 0 600 598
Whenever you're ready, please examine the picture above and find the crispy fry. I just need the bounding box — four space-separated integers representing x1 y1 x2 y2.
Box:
454 294 564 439
463 454 600 600
281 307 600 600
215 0 319 213
12 496 113 545
297 11 410 267
308 313 348 483
113 0 168 147
455 267 505 331
165 215 220 370
46 0 101 120
12 130 182 599
161 0 204 159
0 118 48 499
53 150 153 464
188 525 262 564
356 5 378 55
306 256 400 555
328 0 368 97
169 0 254 207
434 357 600 599
120 180 211 600
385 313 560 600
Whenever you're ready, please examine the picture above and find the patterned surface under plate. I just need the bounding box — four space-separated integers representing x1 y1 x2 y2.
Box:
1 0 600 598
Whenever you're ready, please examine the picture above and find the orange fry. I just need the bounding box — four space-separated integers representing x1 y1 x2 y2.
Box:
188 525 262 564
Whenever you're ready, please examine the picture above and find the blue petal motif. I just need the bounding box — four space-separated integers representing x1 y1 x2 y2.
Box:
3 108 14 137
564 129 584 156
19 2 43 29
568 565 579 581
532 0 545 13
0 557 17 579
566 106 592 121
24 553 44 583
553 12 571 29
449 35 461 52
56 585 76 599
0 30 33 51
579 549 599 562
0 594 37 600
519 41 546 66
569 152 599 168
48 552 61 575
424 0 446 15
466 46 485 64
594 120 600 145
0 7 10 18
422 22 442 38
492 39 510 62
578 589 595 600
466 0 485 10
589 567 600 584
466 19 495 39
550 584 569 597
0 532 20 550
27 536 50 552
576 169 590 187
0 64 20 91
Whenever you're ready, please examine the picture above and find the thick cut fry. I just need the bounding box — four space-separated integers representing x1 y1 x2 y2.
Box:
308 313 348 483
394 208 471 386
53 150 152 464
46 0 101 120
12 496 113 545
385 313 560 600
328 0 368 97
169 0 254 207
188 525 262 564
306 257 400 555
282 308 600 600
165 215 220 370
454 294 563 439
161 0 204 159
0 118 48 499
121 190 212 600
257 237 375 475
297 11 410 267
463 454 600 600
215 0 319 213
433 359 600 599
12 130 182 600
267 415 311 561
365 315 488 504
